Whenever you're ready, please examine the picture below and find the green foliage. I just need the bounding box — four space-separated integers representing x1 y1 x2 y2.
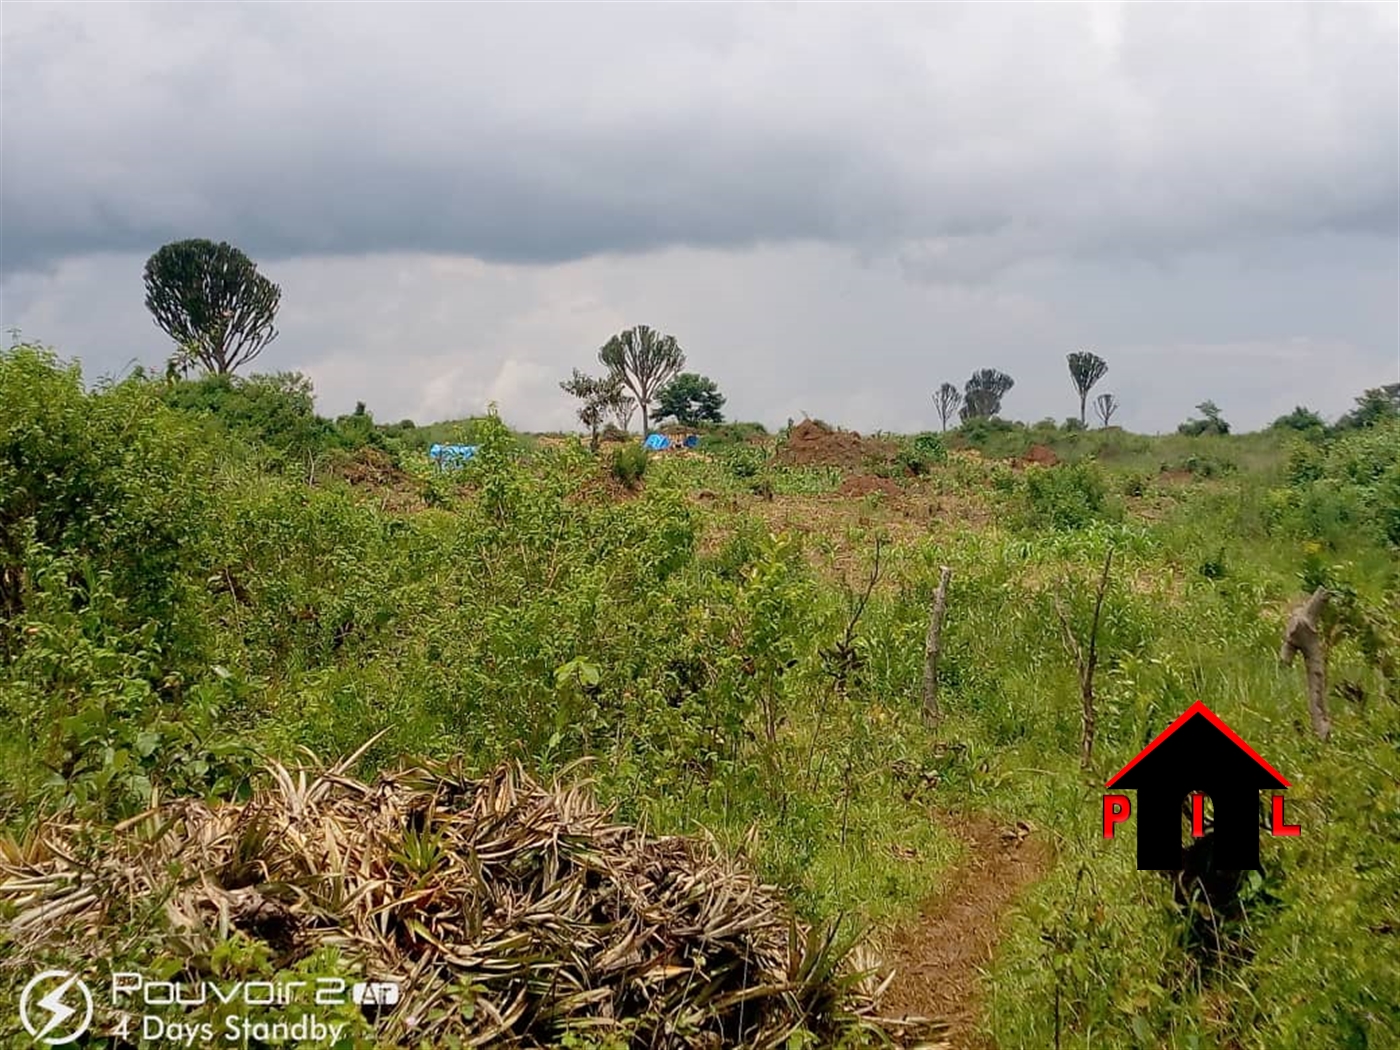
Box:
897 432 949 475
702 421 768 447
656 372 726 426
1 345 214 657
718 443 768 480
1266 420 1400 547
144 238 281 376
3 547 256 817
164 371 338 463
610 443 649 489
1178 400 1231 436
955 414 1021 452
1021 462 1119 530
1271 405 1327 436
4 347 1398 1050
561 368 629 449
911 431 949 463
1334 383 1400 431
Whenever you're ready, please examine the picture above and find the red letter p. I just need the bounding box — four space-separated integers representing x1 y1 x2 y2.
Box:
1103 794 1131 838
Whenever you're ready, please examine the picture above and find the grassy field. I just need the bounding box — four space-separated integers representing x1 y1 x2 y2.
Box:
2 344 1397 1048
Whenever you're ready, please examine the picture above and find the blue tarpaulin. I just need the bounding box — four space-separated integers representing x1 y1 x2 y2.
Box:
683 435 700 448
644 434 670 451
429 444 478 468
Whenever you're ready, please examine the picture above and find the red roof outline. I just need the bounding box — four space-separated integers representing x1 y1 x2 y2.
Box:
1106 700 1290 788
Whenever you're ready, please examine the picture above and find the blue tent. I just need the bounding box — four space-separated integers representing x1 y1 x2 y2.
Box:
429 443 478 468
644 434 670 451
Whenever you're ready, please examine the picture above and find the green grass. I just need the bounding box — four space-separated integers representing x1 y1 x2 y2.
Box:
2 344 1397 1049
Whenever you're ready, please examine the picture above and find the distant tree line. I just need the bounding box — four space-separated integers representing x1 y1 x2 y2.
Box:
134 237 1396 448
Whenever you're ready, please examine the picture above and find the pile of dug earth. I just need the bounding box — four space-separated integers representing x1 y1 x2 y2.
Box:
776 419 896 471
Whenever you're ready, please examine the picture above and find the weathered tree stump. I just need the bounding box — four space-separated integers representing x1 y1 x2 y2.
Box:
1280 586 1331 740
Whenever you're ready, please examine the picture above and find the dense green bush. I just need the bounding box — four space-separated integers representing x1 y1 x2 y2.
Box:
1022 462 1118 529
701 421 769 449
897 431 949 475
164 371 338 463
1266 420 1400 547
610 443 649 489
2 346 215 657
718 443 767 480
1270 405 1327 436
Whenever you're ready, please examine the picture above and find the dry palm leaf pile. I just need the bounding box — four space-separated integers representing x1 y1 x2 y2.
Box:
0 749 939 1048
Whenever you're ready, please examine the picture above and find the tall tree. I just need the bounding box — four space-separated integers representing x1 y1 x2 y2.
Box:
598 325 686 436
1067 351 1108 426
1093 392 1120 427
960 368 1015 421
560 369 628 451
932 382 962 432
612 394 637 433
656 373 725 426
144 239 281 375
1336 384 1400 430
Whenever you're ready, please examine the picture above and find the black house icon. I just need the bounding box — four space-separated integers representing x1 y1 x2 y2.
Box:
1107 701 1289 870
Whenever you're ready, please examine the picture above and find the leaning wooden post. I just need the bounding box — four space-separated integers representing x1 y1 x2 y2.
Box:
923 566 953 726
1280 586 1331 740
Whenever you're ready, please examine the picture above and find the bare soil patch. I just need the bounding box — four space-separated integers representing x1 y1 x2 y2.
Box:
882 816 1052 1049
777 419 896 469
838 474 903 499
1018 444 1060 468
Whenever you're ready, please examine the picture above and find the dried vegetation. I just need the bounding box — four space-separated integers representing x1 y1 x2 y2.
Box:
1 747 939 1048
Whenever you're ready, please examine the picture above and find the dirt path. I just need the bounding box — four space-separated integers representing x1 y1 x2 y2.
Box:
882 816 1052 1049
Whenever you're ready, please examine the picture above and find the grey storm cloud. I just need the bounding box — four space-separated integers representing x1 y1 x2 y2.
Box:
2 2 1396 438
2 1 1396 277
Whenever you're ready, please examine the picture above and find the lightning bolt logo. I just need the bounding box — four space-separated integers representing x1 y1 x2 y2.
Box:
18 970 93 1045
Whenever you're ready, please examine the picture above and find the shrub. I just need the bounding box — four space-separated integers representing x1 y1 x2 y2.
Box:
1267 421 1400 547
611 444 649 489
1271 406 1327 436
895 433 948 477
1177 401 1231 436
1022 462 1117 529
2 346 214 655
912 431 949 463
703 421 769 448
1182 454 1236 478
164 371 340 463
720 445 767 481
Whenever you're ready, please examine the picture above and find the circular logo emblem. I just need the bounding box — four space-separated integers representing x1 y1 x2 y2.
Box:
19 971 93 1045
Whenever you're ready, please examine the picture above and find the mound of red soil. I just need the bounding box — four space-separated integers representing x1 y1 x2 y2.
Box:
1023 444 1060 467
837 475 901 498
777 419 895 470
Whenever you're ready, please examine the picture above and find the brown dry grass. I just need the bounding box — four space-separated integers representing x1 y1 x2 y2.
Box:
0 749 940 1048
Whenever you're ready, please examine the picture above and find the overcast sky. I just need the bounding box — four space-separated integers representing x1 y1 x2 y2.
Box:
2 1 1397 433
